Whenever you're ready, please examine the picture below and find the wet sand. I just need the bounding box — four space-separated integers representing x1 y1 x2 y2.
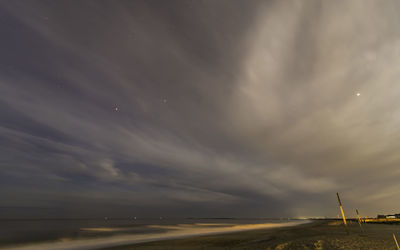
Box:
104 220 400 250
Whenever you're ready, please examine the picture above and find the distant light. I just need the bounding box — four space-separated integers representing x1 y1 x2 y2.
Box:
356 93 361 97
114 107 119 111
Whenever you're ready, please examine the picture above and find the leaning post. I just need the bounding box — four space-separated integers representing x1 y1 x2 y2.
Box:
336 192 349 234
394 233 400 250
356 209 364 232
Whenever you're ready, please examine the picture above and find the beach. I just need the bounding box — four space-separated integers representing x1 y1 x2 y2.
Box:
104 220 400 250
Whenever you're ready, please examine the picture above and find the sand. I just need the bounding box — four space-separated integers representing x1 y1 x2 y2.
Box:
104 220 400 250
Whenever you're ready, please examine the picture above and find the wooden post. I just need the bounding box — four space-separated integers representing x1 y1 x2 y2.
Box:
394 233 400 250
356 209 364 232
336 192 349 234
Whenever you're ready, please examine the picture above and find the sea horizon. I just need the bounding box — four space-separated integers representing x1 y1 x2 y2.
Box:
0 217 309 249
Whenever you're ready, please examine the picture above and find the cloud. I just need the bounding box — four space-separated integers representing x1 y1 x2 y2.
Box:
1 0 400 218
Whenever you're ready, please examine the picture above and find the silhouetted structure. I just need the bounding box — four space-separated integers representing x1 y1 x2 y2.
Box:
377 214 400 219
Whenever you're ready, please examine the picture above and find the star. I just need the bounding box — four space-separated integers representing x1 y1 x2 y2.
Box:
114 107 119 111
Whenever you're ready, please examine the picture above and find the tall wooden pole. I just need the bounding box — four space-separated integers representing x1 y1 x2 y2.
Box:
336 192 349 234
356 209 364 232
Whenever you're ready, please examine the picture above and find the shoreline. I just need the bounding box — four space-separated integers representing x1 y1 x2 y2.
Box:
104 220 400 250
5 220 308 250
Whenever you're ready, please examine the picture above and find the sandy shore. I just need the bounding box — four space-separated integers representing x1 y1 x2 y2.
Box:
104 220 400 250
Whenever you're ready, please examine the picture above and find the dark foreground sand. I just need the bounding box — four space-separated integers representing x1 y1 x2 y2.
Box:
103 220 400 250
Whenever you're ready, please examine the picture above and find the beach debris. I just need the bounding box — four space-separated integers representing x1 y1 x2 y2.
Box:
356 209 365 232
393 233 400 250
336 192 349 234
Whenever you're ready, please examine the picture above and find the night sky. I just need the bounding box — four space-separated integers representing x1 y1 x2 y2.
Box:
1 0 400 219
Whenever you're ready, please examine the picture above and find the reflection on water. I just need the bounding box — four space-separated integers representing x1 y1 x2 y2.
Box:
0 218 307 250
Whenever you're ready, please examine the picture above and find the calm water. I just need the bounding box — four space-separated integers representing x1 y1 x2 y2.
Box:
0 218 298 249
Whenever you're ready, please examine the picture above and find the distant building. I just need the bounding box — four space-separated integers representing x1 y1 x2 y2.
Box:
377 214 400 219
